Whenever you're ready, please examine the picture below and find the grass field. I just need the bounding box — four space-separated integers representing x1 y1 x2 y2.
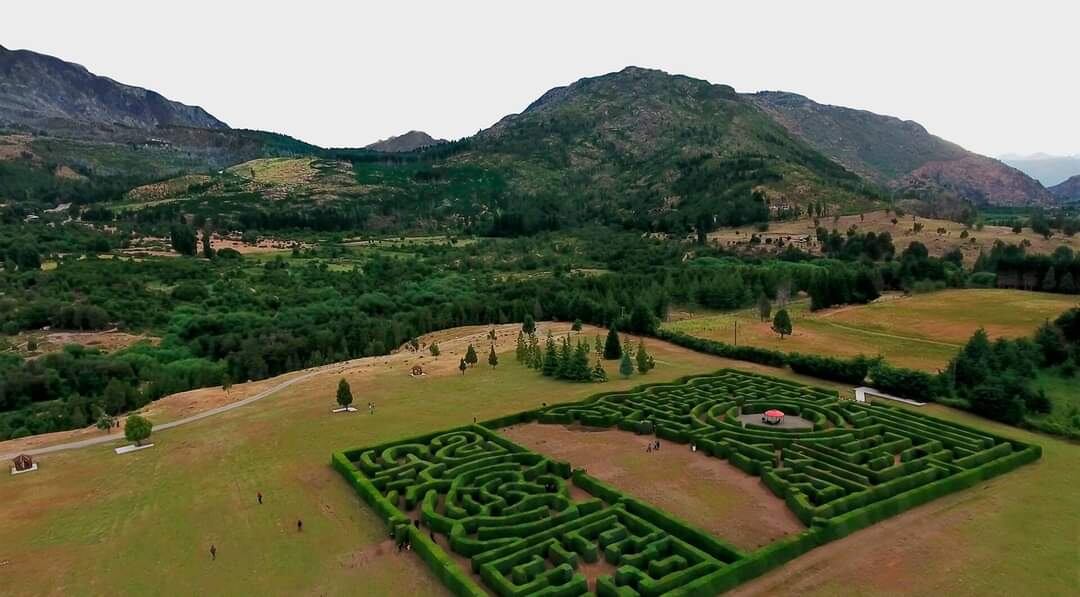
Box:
0 328 758 596
1 324 1076 596
665 289 1078 371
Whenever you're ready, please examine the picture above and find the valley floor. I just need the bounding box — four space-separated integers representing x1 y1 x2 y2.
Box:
0 322 1075 596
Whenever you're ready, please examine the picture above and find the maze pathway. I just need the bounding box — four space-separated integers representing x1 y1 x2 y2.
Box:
334 369 1040 596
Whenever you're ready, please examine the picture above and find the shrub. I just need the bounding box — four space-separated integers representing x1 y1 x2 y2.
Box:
124 414 152 445
869 362 938 401
787 353 873 385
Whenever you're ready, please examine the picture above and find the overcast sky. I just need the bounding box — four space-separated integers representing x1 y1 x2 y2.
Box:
3 1 1076 156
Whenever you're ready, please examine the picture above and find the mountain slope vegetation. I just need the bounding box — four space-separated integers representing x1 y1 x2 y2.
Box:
749 91 1054 207
0 44 225 136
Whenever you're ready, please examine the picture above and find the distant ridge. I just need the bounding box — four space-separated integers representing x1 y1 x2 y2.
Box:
999 154 1080 187
0 44 227 136
1049 175 1080 201
365 130 447 152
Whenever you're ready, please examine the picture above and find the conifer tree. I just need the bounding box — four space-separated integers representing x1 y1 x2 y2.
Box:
488 345 499 368
336 378 353 409
556 337 573 379
773 309 793 339
570 341 591 381
465 344 479 367
527 334 542 368
757 292 772 322
603 327 622 360
635 339 654 374
522 315 536 335
542 333 559 377
515 332 527 362
1042 268 1057 292
1059 272 1076 294
594 334 604 356
591 359 608 382
619 350 634 378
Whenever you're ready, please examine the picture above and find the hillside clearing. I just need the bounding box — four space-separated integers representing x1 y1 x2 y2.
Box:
709 210 1079 263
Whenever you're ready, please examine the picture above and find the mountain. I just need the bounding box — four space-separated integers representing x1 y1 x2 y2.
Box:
0 46 321 209
365 130 446 152
453 67 874 232
0 44 226 137
1049 175 1080 201
748 91 1054 207
999 153 1080 187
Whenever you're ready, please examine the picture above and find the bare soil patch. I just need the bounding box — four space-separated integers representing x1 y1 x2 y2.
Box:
500 423 804 551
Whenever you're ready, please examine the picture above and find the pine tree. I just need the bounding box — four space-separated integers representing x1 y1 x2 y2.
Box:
603 327 622 360
592 359 608 382
515 332 527 362
570 341 592 381
527 334 542 368
542 333 559 377
1042 268 1057 292
488 345 499 368
336 378 353 409
429 341 441 357
571 319 583 332
555 337 573 378
594 334 604 356
1059 272 1076 294
619 350 634 378
635 339 654 374
522 315 536 335
772 309 793 339
757 292 772 322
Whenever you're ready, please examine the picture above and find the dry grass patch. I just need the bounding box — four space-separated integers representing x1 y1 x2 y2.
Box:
709 209 1078 263
501 423 804 551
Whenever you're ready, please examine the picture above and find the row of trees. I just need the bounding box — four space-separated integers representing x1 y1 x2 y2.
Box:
514 325 656 383
942 308 1078 427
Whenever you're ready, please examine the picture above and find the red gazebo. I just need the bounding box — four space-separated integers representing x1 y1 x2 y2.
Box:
762 409 785 425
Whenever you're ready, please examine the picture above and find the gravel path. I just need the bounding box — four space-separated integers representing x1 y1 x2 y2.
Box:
0 369 321 461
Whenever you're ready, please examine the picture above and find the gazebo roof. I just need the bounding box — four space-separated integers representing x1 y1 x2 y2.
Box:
764 409 785 417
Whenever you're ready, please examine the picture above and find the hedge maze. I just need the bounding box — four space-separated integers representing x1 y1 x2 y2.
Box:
333 369 1040 596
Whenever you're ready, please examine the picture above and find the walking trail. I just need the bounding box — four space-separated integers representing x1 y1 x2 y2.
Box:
0 369 321 461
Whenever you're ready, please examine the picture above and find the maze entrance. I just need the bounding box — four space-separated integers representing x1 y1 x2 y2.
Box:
333 369 1040 596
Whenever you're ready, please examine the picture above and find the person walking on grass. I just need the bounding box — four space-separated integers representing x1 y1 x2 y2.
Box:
210 544 216 560
257 492 263 505
297 519 303 532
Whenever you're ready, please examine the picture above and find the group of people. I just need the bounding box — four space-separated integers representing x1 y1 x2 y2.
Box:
646 439 662 453
395 518 437 552
208 492 303 561
367 402 376 415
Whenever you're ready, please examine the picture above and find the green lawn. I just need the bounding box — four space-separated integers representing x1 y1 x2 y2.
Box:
1 331 1076 596
0 337 732 596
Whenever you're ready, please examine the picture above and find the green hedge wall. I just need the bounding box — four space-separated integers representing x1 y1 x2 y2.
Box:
787 353 872 385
